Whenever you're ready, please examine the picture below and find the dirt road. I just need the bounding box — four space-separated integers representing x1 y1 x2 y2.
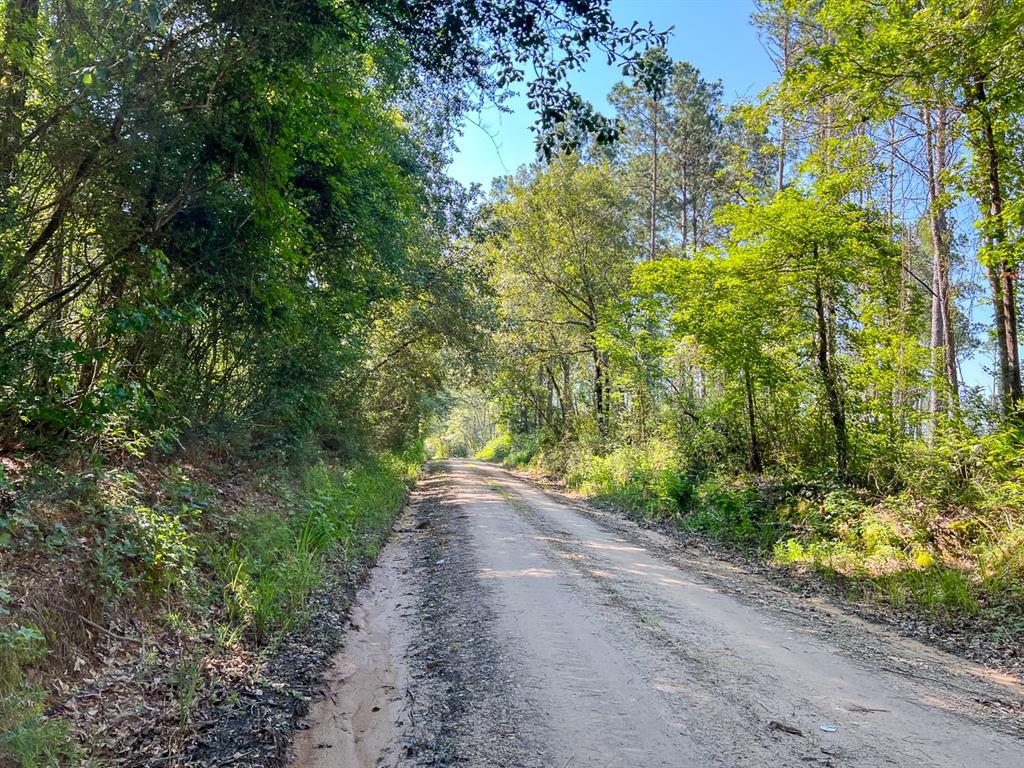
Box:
292 460 1024 767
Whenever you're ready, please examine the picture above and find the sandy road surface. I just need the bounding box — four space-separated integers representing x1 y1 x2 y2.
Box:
293 459 1024 767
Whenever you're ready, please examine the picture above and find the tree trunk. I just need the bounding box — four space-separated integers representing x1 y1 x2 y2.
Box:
744 366 762 473
936 111 959 411
776 24 789 194
887 119 896 225
547 363 568 427
649 99 658 261
923 105 959 427
602 349 612 426
691 189 699 250
895 227 909 433
1 0 40 313
680 161 688 249
814 266 849 479
563 359 575 417
971 74 1022 414
928 262 944 426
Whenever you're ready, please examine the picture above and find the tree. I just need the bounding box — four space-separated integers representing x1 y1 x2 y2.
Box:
636 251 794 472
665 62 725 251
714 147 902 480
767 0 1024 416
0 0 666 453
609 47 673 260
482 156 635 440
610 56 726 254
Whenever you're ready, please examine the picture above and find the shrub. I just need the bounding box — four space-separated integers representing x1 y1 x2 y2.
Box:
564 440 686 518
505 432 541 468
476 432 512 462
682 476 774 548
87 471 199 599
0 598 78 768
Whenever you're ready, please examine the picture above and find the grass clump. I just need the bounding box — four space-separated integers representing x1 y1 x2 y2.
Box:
0 599 79 768
219 452 420 642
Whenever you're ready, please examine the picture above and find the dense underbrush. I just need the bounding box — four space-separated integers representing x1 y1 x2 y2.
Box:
478 427 1024 641
0 444 422 767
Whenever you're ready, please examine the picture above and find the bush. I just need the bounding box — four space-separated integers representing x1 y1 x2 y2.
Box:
682 476 774 548
563 440 690 518
476 432 512 462
85 471 201 599
218 450 420 642
475 431 540 468
770 483 1024 625
505 432 541 467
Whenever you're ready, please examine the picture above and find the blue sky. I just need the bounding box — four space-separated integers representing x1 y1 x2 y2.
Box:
448 0 773 189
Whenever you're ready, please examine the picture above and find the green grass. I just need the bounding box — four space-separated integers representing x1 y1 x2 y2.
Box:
865 567 979 617
546 441 1023 631
0 683 78 768
0 445 424 767
217 451 421 643
0 620 79 768
175 651 205 731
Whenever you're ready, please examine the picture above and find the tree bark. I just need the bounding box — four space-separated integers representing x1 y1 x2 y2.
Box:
691 188 699 249
814 266 849 480
649 99 658 261
680 161 688 249
546 363 568 427
923 105 959 428
776 23 789 194
744 366 762 473
970 74 1022 414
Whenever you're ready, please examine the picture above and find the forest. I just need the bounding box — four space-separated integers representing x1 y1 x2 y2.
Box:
439 0 1024 673
0 0 1022 766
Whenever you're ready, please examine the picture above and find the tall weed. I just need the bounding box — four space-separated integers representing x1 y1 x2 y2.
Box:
218 451 420 642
